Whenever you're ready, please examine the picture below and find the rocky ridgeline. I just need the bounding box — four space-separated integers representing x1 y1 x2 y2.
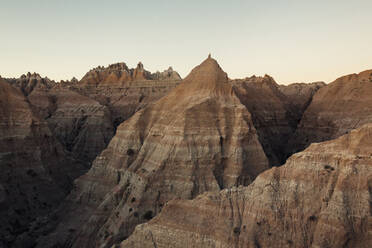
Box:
79 62 181 86
35 57 270 248
1 58 372 248
0 63 182 247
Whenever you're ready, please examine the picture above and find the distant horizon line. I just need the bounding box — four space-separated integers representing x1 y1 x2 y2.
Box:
1 60 371 86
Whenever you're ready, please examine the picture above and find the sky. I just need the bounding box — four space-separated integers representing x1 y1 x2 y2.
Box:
1 0 371 84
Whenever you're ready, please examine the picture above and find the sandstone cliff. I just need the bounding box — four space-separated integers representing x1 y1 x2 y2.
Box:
123 123 372 248
36 57 269 248
289 69 372 154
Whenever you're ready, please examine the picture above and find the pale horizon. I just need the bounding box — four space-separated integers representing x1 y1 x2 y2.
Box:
1 0 371 85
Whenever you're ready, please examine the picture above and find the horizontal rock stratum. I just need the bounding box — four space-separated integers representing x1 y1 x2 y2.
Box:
122 123 372 248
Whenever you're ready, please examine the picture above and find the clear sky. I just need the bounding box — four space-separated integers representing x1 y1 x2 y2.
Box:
1 0 371 84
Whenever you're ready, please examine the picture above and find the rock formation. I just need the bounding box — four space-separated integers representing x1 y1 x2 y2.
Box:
36 57 269 248
289 69 372 154
123 123 372 248
79 62 181 87
230 75 298 166
75 62 181 129
0 78 84 247
8 73 115 165
279 81 325 123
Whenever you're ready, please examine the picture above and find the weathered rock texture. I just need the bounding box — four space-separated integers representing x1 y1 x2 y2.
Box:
231 76 298 166
123 123 372 248
279 81 325 123
36 57 269 248
74 62 181 128
79 62 181 87
8 73 115 165
0 78 84 247
289 69 372 154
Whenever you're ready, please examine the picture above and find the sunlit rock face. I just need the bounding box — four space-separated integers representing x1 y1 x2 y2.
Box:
36 57 269 248
289 69 372 154
123 123 372 248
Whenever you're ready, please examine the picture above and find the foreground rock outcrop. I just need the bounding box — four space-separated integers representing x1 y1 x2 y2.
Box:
289 69 372 154
36 56 269 248
123 123 372 248
0 78 84 247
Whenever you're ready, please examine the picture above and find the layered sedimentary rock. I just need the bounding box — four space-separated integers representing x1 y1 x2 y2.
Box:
37 57 269 248
8 73 115 164
279 81 325 122
289 69 372 154
230 76 297 166
46 86 114 163
79 62 181 87
123 123 372 248
0 79 84 247
75 62 181 128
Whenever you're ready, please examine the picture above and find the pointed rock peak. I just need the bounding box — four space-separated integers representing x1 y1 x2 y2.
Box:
136 62 144 70
185 55 227 83
176 56 231 97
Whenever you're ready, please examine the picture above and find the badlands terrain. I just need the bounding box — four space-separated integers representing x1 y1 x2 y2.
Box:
0 56 372 248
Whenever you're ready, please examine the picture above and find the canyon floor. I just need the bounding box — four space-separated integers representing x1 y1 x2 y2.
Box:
1 56 372 248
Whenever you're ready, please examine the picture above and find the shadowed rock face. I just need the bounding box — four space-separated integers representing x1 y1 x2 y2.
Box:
231 76 297 166
8 73 115 165
289 69 372 154
36 57 269 248
0 79 85 247
279 81 325 123
122 123 372 248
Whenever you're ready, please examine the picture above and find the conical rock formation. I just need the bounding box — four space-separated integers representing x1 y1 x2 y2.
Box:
37 57 269 248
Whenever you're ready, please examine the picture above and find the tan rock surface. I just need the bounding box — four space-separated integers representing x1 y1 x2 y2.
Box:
289 69 372 154
37 57 269 248
74 62 181 128
123 123 372 248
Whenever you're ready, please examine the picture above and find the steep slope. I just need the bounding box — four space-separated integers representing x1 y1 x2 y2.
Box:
279 81 325 123
36 56 269 248
8 73 115 165
123 123 372 248
74 62 181 128
0 79 84 247
289 69 372 154
44 85 114 163
231 75 297 166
